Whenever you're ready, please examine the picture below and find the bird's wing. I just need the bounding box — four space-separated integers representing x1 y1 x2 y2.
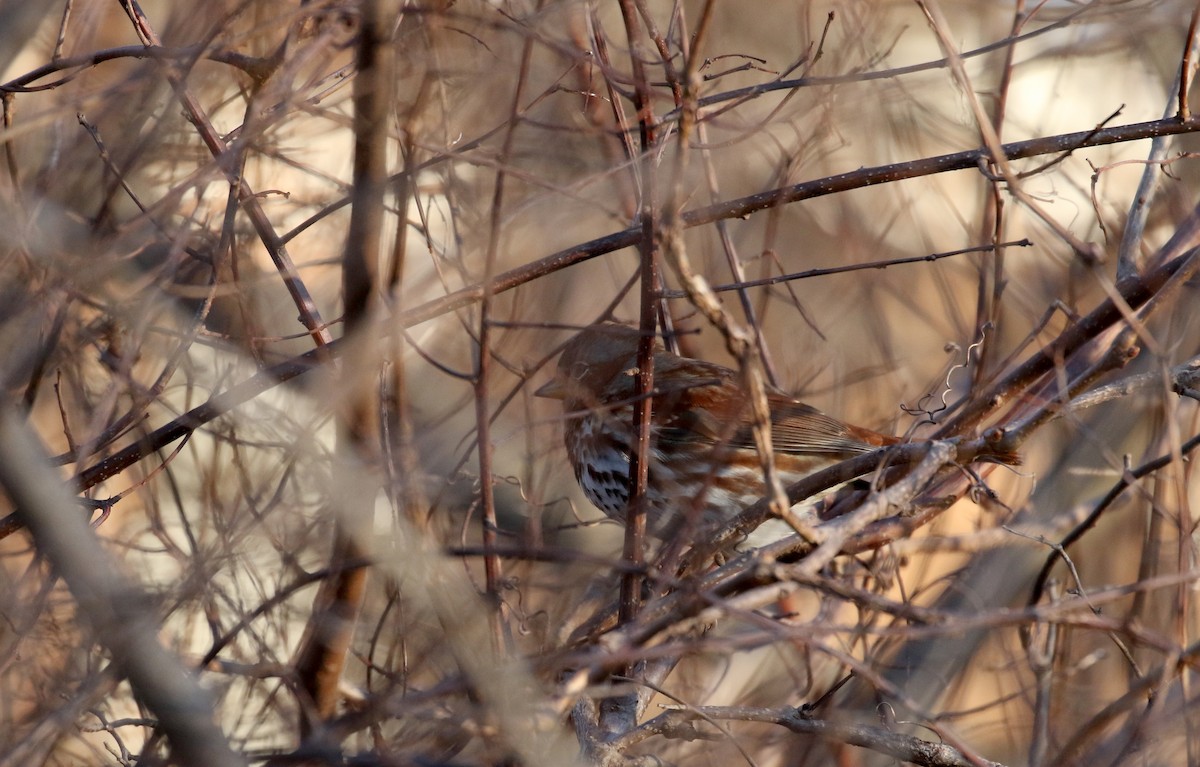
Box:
645 357 893 456
656 387 890 456
757 398 892 455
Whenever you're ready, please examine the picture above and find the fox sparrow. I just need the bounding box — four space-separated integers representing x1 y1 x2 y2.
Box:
536 322 901 541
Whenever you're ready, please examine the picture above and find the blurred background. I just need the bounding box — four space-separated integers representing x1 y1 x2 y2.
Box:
1 1 1198 765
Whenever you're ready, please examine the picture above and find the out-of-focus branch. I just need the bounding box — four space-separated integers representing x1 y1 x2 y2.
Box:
117 0 333 349
391 116 1200 332
1117 60 1188 280
293 0 397 729
2 120 1196 544
626 705 1003 767
0 405 245 767
0 44 279 93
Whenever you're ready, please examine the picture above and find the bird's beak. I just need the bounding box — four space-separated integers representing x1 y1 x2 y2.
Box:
535 378 566 399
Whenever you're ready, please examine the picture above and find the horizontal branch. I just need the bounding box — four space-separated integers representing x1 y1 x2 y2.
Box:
396 116 1200 330
3 117 1198 540
0 407 244 767
631 705 1003 767
0 349 329 540
0 44 274 93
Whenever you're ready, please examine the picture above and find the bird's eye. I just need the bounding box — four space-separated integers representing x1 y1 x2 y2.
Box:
570 361 589 379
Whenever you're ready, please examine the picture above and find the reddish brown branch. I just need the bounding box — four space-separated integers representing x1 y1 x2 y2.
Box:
118 0 333 349
394 116 1200 331
3 118 1198 543
292 0 394 728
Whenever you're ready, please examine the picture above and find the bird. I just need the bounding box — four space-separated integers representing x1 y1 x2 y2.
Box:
536 322 907 543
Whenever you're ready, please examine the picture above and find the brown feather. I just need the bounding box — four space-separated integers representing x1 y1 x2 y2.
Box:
537 322 1019 541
